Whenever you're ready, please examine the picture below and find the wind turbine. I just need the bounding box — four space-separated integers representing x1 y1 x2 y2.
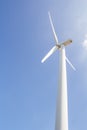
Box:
41 12 75 130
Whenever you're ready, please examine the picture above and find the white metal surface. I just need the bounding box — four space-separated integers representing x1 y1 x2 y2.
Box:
41 46 58 63
66 57 76 71
55 47 68 130
48 12 59 44
41 12 75 130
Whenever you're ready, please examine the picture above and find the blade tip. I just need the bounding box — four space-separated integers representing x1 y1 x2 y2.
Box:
41 60 44 63
72 66 76 71
48 11 51 18
74 68 76 71
48 11 50 15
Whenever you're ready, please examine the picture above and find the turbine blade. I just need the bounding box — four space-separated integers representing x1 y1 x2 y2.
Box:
48 12 59 44
41 46 58 63
66 57 76 71
62 39 72 46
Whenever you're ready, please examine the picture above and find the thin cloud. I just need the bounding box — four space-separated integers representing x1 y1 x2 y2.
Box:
82 34 87 50
78 34 87 63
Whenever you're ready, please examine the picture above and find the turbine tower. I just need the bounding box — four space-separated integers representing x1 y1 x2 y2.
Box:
41 12 75 130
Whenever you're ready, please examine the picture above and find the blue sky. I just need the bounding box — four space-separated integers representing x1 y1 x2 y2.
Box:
0 0 87 130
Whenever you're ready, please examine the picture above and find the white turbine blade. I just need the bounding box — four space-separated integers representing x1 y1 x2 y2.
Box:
41 46 58 63
48 12 59 44
66 57 76 71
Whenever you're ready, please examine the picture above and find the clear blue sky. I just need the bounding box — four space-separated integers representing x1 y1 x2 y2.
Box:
0 0 87 130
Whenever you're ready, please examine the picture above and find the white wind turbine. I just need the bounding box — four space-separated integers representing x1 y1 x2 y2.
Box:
41 12 75 130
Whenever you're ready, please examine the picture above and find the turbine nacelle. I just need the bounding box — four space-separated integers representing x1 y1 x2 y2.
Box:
61 39 72 47
56 39 72 49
